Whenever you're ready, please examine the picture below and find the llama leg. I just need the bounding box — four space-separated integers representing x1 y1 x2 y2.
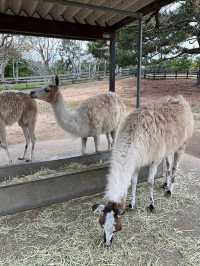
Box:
147 163 158 211
106 133 112 150
169 145 185 194
28 124 36 162
161 158 168 189
81 137 87 155
110 130 116 147
129 171 139 209
0 123 12 164
18 126 30 161
94 135 100 153
164 155 174 196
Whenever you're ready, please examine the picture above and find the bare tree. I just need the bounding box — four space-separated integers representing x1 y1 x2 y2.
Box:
59 40 84 77
27 37 60 75
0 34 18 81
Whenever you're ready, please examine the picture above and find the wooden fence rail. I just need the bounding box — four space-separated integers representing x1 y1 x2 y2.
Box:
0 68 137 89
144 70 199 80
1 69 198 91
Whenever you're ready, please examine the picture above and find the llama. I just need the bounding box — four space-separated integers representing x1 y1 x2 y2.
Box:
93 95 194 246
0 91 37 164
30 76 125 154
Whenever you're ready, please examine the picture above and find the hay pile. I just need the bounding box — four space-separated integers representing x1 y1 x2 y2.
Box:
0 168 199 266
0 161 106 188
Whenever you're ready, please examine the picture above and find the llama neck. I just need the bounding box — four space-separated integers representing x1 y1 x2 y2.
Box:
52 93 80 135
105 160 134 204
105 148 138 204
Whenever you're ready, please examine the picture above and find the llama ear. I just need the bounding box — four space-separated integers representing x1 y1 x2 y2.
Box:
55 75 59 87
92 204 105 214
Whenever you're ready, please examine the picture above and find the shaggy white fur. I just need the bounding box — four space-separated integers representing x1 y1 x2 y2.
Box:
31 78 125 154
105 95 194 208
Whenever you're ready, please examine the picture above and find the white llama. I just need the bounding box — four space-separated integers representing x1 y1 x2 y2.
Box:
0 91 37 164
93 95 194 246
30 76 125 154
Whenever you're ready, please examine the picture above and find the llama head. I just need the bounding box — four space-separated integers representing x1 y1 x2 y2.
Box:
92 202 123 247
30 76 60 103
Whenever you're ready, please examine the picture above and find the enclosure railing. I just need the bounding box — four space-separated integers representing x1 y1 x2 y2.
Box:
1 69 199 90
0 68 137 90
144 70 199 80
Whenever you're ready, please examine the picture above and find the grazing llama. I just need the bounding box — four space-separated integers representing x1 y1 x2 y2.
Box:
0 91 37 164
30 76 125 154
93 95 194 246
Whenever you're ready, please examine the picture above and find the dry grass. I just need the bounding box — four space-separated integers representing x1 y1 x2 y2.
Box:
0 168 199 266
0 161 106 187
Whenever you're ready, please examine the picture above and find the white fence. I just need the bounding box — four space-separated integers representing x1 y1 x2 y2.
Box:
0 68 137 90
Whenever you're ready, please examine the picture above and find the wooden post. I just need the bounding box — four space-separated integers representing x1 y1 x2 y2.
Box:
144 69 146 79
136 17 143 109
109 32 116 92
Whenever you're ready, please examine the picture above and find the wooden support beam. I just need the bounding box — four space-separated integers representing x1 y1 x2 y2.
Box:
0 13 112 40
109 32 116 92
136 18 143 109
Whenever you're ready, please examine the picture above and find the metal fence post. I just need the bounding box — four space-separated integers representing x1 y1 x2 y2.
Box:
136 17 143 109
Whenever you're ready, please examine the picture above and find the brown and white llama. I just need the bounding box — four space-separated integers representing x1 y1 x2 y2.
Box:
0 91 37 164
93 95 194 246
30 76 125 154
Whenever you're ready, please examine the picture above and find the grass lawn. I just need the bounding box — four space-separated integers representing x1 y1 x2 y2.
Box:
0 82 46 91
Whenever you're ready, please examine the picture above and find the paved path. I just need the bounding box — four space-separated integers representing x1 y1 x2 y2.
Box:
0 133 199 167
0 135 109 166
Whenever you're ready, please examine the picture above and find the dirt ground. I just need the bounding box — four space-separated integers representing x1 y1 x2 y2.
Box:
1 78 200 163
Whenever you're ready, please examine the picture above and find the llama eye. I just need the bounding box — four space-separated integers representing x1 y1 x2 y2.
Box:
44 88 50 93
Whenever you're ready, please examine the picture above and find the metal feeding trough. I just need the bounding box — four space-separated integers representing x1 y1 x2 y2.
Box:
0 152 163 216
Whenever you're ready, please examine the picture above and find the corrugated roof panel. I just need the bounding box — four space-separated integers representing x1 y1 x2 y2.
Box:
0 0 7 13
84 0 123 26
0 0 175 40
21 0 39 16
49 3 67 21
11 0 22 14
62 6 81 22
36 1 54 18
74 0 107 24
106 0 154 26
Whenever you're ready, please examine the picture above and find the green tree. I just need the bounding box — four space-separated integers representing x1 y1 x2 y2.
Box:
5 58 33 78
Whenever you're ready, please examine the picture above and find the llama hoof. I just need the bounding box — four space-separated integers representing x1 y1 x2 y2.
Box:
164 190 172 197
25 159 31 163
147 204 155 212
18 157 24 161
162 182 168 189
128 203 136 210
